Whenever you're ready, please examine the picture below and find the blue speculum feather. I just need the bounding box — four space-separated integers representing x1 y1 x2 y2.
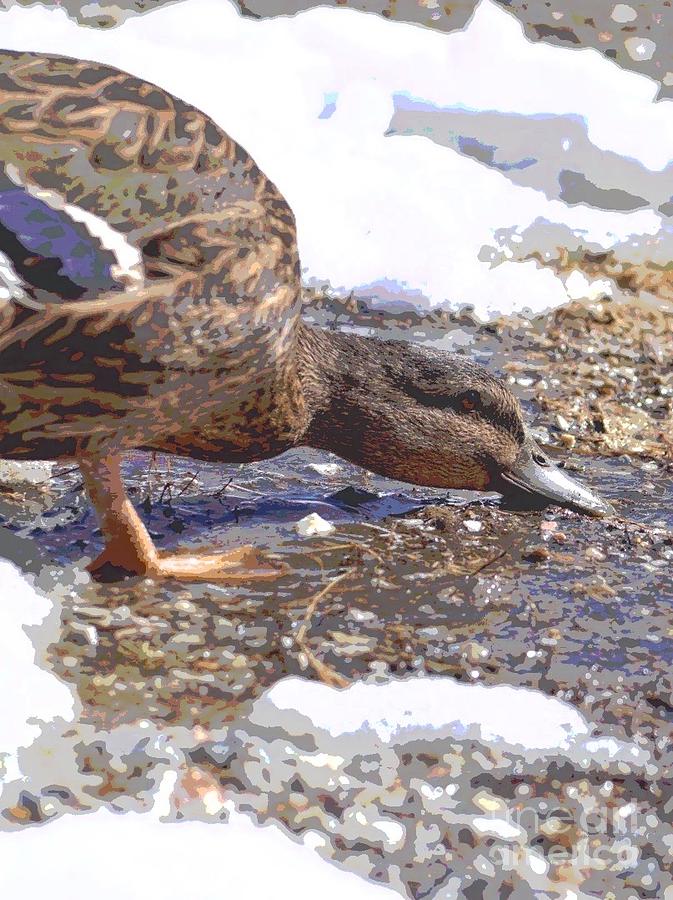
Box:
0 188 116 299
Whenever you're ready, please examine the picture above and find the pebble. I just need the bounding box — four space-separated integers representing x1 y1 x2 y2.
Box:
109 605 134 626
347 607 378 623
463 641 491 664
474 790 506 814
63 621 99 647
523 545 551 562
585 546 607 562
418 626 453 642
611 4 637 23
175 599 197 614
624 36 656 62
328 631 377 656
464 520 483 533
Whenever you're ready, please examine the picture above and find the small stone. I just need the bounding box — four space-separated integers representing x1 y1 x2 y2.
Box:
346 607 377 623
558 433 576 449
540 816 573 837
624 37 656 61
611 4 637 23
474 790 506 814
419 625 453 642
464 520 483 533
74 605 111 621
585 546 607 562
541 628 561 646
295 513 336 537
555 414 572 432
171 632 203 645
64 621 98 647
463 641 490 664
7 805 31 822
109 605 133 626
328 631 377 656
172 669 215 684
523 545 551 562
175 599 197 614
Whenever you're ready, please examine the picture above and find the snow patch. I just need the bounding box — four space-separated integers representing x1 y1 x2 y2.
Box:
0 560 75 784
257 675 590 750
0 0 669 317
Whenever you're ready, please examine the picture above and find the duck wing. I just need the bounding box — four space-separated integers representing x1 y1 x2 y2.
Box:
0 50 301 458
0 182 128 306
0 48 300 313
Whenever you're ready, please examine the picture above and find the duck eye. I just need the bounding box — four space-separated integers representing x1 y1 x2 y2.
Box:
533 451 550 466
460 389 481 412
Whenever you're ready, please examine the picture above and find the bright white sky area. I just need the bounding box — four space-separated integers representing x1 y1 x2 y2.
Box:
1 0 671 315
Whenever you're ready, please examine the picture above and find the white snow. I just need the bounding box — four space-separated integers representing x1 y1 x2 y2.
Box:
0 0 669 317
0 560 75 782
0 460 54 486
257 675 590 750
0 802 398 900
0 558 396 897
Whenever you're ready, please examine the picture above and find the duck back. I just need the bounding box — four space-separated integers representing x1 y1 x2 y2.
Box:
0 50 304 462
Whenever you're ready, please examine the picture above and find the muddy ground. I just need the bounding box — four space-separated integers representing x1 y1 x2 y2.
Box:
0 291 669 737
1 292 672 897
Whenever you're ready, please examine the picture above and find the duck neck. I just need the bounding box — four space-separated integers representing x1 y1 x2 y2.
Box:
293 323 415 481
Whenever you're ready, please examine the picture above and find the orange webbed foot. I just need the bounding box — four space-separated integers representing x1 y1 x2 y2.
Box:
87 544 287 584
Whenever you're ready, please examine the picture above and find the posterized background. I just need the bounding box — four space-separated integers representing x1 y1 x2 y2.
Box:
1 3 672 898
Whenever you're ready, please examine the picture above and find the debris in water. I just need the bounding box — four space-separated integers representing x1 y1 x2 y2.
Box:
295 513 336 537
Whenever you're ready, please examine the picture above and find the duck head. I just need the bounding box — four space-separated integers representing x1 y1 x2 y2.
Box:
298 326 614 517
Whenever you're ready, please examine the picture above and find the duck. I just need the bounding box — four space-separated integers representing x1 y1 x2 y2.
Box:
0 49 613 582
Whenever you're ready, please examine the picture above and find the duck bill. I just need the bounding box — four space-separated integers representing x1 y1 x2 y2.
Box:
499 444 615 518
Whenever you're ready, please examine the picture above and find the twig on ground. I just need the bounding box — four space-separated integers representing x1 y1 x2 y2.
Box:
358 521 397 536
294 569 353 688
175 470 200 497
298 645 349 688
53 465 80 478
467 549 508 577
316 539 386 565
295 569 352 645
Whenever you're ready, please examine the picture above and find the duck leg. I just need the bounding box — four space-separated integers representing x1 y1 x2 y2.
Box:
79 453 285 583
